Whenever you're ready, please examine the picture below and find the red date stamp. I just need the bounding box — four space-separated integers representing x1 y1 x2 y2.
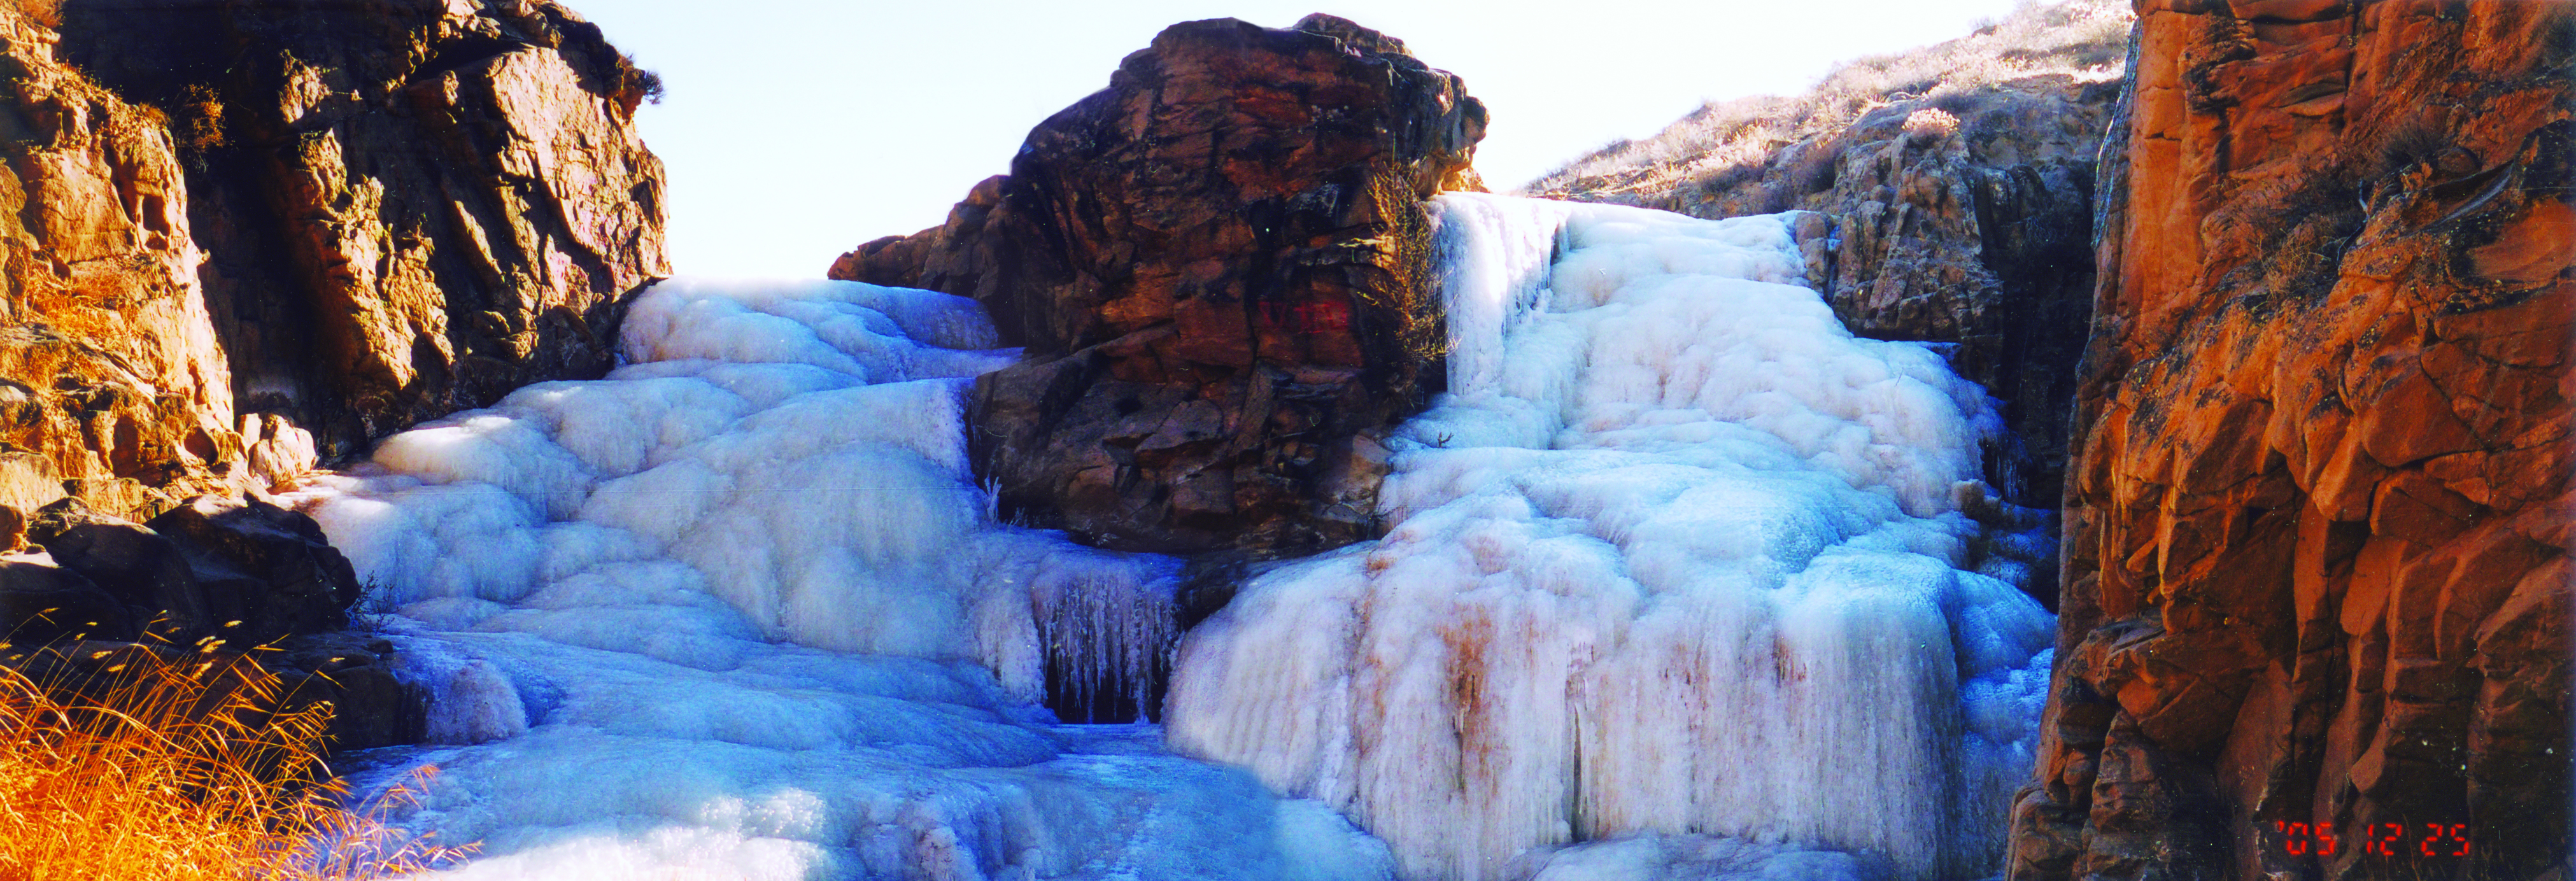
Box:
2273 821 2470 858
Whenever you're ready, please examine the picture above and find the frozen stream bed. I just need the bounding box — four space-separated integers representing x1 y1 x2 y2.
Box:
288 195 2051 881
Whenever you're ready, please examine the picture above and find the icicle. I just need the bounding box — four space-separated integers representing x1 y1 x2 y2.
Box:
1029 549 1182 722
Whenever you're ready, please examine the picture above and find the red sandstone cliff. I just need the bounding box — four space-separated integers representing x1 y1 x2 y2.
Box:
2009 3 2572 879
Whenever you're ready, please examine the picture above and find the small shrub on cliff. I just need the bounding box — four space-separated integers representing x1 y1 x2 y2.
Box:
172 84 225 153
0 641 465 880
610 53 665 115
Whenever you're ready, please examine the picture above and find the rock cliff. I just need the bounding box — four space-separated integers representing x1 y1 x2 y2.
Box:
0 0 667 525
0 0 662 754
1529 0 2131 545
832 14 1484 557
2008 3 2572 880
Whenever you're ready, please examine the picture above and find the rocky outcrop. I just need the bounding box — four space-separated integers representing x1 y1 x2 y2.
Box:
2 492 404 751
1784 87 2112 535
0 4 242 521
1528 1 2132 553
0 0 667 525
0 0 657 759
24 493 358 646
832 15 1484 556
0 550 132 644
2008 3 2572 880
0 488 406 752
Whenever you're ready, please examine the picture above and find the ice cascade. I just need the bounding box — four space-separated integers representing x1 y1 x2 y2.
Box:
1163 194 2056 880
285 278 1390 879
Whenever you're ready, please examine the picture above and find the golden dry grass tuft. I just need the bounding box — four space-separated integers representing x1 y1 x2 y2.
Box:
0 640 467 881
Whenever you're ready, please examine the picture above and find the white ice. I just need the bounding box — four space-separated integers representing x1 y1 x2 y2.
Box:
285 278 1391 879
1163 195 2056 881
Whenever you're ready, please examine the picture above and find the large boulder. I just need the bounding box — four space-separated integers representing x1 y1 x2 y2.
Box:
146 493 361 644
2009 3 2572 880
18 493 358 648
8 495 395 754
832 14 1485 556
0 551 134 645
26 498 213 641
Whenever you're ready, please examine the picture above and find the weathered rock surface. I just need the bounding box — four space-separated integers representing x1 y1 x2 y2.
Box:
2008 3 2572 880
6 493 398 752
147 493 363 642
1 633 419 755
0 0 667 524
0 4 241 521
27 497 214 641
832 15 1484 556
0 0 640 756
269 630 423 752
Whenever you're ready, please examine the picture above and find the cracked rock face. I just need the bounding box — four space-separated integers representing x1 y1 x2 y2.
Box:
0 3 238 521
2009 3 2572 880
833 14 1485 557
0 0 667 524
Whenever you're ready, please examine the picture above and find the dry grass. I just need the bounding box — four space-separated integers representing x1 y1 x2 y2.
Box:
0 640 467 881
1524 0 2131 202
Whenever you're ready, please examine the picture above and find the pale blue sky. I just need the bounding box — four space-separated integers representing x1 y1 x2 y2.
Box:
565 1 2028 278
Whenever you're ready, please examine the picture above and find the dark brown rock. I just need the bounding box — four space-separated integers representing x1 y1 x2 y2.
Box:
1 633 424 757
16 492 359 648
2011 3 2573 879
833 15 1484 556
0 550 134 644
26 496 213 641
147 493 360 644
269 630 425 753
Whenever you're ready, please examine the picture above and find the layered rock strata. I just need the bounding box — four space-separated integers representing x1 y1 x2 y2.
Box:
832 15 1485 556
2009 3 2572 879
0 0 667 524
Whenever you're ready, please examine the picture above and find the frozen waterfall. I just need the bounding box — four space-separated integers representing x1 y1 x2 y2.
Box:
281 195 2053 881
1162 194 2056 880
283 279 1390 879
